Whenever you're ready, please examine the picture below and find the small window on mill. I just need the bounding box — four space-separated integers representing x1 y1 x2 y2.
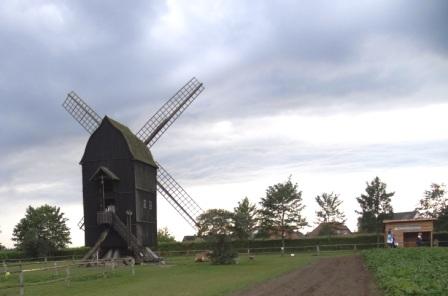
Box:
143 199 147 209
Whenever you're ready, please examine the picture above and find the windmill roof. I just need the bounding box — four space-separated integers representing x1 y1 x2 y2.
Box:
89 166 120 181
105 117 157 167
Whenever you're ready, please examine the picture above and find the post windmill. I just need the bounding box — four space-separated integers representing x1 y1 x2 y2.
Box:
62 77 205 263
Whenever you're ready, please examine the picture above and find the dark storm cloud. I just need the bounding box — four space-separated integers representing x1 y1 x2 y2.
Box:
2 0 447 143
263 0 448 59
0 1 163 155
193 0 448 118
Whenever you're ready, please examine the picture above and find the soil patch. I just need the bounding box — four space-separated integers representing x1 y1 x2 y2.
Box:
231 255 381 296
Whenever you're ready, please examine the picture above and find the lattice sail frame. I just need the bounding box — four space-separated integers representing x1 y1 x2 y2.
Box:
156 162 203 228
136 77 204 147
63 91 101 134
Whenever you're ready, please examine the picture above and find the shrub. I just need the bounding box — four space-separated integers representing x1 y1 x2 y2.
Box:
209 235 238 265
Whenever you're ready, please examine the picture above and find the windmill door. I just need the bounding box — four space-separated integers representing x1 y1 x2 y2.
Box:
89 166 120 212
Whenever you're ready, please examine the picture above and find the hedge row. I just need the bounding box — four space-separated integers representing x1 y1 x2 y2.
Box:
0 250 23 260
1 235 381 259
435 231 448 246
0 247 90 261
434 231 448 241
2 232 446 260
158 233 385 254
159 232 448 254
52 246 90 258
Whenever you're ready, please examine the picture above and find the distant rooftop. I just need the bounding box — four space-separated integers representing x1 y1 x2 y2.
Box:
307 222 351 237
392 211 418 220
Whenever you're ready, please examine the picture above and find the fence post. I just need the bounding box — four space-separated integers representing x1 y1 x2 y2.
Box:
65 266 71 287
54 262 59 277
353 244 357 251
103 261 107 278
2 260 7 273
131 260 135 276
96 251 99 274
19 271 24 296
316 245 320 256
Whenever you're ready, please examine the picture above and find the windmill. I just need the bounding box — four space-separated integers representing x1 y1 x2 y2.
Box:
62 77 205 262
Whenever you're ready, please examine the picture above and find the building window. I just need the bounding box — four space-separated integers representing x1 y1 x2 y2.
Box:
148 200 152 210
143 199 147 209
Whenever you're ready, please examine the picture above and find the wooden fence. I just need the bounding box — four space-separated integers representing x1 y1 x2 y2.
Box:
0 257 136 296
1 241 446 295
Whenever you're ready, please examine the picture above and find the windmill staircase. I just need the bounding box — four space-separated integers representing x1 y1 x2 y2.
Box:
81 228 110 261
109 212 160 263
88 211 160 263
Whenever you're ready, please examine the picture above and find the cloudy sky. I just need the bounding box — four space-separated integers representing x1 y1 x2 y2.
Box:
1 0 448 247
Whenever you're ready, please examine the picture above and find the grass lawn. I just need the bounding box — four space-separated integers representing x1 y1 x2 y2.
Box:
0 252 336 296
362 248 448 296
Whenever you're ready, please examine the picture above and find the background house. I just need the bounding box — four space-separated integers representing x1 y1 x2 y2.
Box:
307 222 352 237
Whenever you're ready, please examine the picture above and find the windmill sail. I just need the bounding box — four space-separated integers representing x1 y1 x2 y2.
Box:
156 162 203 228
136 77 204 147
62 91 102 134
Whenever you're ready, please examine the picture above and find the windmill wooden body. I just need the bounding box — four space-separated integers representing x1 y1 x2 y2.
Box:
62 78 204 262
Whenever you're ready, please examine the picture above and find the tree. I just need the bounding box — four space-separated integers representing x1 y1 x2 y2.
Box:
157 227 176 243
232 197 258 253
209 234 238 265
436 206 448 232
197 209 233 237
416 183 448 231
259 177 307 254
232 197 258 241
356 177 394 243
416 183 446 218
315 192 346 224
0 228 4 250
12 205 71 257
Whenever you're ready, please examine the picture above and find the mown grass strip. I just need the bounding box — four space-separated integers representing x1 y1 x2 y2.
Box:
0 253 322 296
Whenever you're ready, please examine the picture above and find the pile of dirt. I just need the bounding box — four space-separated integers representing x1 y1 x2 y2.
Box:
231 255 382 296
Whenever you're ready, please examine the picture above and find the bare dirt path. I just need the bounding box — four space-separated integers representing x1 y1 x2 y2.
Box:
231 255 382 296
